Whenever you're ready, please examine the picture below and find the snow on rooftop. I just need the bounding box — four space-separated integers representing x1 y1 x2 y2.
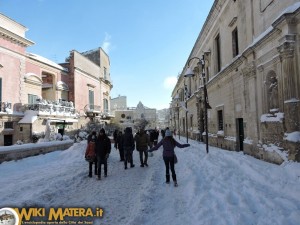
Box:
18 110 38 124
27 53 65 70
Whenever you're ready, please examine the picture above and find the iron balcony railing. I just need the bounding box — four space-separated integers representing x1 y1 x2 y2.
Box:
22 101 77 115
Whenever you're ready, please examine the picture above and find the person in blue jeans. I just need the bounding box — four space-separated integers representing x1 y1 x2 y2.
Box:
148 129 190 186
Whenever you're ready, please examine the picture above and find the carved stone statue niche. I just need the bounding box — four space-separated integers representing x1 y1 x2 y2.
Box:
268 75 279 110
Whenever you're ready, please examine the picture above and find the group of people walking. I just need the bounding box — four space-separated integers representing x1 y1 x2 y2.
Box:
85 127 190 186
85 128 111 180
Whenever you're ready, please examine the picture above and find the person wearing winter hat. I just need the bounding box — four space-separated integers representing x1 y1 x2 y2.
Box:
148 128 190 187
165 129 172 137
95 128 111 180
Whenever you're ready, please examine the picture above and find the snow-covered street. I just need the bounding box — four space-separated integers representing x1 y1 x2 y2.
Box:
0 138 300 225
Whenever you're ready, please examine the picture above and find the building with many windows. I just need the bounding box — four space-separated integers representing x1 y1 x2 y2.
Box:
0 13 113 145
171 0 300 163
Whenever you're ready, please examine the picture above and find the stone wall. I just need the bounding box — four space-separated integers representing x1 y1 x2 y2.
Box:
0 140 73 163
260 121 285 146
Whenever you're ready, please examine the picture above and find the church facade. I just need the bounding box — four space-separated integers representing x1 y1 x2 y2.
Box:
171 0 300 163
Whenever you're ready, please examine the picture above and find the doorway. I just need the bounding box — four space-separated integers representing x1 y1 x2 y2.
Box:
236 118 244 151
4 135 13 146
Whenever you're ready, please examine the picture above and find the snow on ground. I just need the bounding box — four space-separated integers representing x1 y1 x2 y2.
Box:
0 137 300 225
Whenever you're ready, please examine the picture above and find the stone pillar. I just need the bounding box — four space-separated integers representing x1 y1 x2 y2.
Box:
277 34 300 132
196 99 204 142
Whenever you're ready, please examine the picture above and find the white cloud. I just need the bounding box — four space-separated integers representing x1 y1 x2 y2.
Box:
101 32 111 54
163 76 177 90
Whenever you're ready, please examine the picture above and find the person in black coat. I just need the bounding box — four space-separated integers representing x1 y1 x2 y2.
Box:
161 129 166 138
113 129 118 149
153 128 159 145
122 127 135 169
116 130 125 161
95 128 111 180
149 129 155 148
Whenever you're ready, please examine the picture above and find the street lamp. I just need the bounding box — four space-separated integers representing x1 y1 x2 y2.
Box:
195 93 204 142
184 84 189 143
184 55 211 153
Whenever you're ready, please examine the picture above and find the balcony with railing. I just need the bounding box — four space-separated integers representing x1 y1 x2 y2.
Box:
84 104 114 119
22 99 78 117
84 104 101 117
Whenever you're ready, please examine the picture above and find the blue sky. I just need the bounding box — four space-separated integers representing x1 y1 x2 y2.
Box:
1 0 214 110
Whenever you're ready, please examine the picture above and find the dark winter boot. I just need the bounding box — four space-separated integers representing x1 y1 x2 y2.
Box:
89 163 93 177
94 160 98 175
98 167 101 179
172 174 177 186
166 174 170 184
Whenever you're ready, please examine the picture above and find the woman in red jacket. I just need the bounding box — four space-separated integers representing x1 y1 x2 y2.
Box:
85 131 97 177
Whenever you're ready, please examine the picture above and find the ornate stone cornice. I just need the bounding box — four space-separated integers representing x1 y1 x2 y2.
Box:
257 54 281 70
277 35 295 59
0 27 34 47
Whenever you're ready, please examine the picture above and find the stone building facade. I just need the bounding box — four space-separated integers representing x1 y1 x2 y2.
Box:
134 102 156 129
111 101 157 132
0 13 113 145
110 95 127 113
171 0 300 163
